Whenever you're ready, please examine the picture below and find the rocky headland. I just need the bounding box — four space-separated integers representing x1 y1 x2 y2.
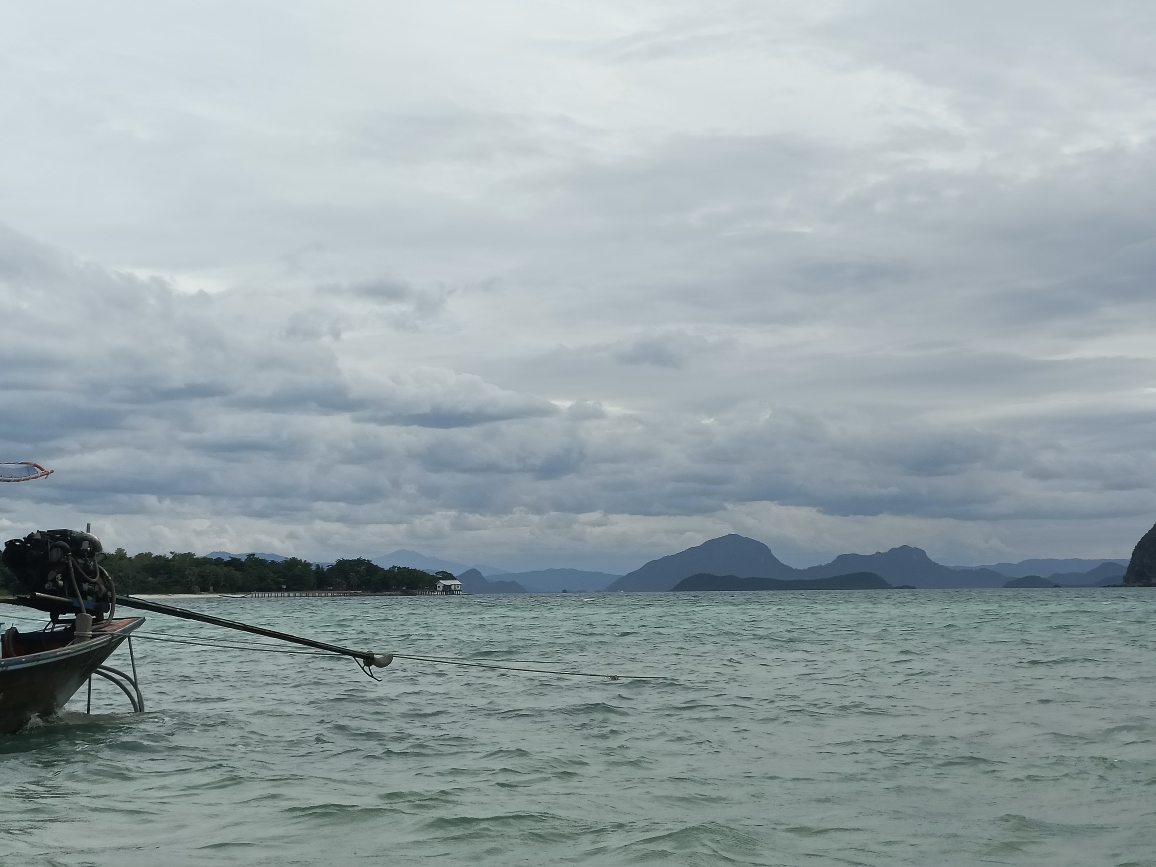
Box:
1123 523 1156 586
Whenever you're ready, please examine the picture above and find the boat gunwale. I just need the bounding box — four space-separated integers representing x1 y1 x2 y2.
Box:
0 617 143 671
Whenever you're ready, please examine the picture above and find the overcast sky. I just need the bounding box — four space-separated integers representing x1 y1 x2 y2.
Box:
2 1 1155 572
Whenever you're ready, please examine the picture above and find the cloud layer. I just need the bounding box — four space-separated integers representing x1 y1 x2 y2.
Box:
1 1 1155 570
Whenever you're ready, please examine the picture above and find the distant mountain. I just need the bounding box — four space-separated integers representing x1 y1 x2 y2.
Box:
1042 562 1126 586
606 535 794 592
1004 576 1059 588
606 535 1021 591
455 568 528 594
800 546 1009 588
472 563 509 576
673 572 892 591
374 549 506 576
208 539 1127 593
486 568 620 593
974 558 1128 579
207 551 289 562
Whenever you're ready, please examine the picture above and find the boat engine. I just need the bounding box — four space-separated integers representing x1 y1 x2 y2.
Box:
1 529 115 620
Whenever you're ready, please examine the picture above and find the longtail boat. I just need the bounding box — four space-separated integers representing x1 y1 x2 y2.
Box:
2 524 149 733
0 615 144 734
0 467 388 733
1 523 392 733
1 522 640 733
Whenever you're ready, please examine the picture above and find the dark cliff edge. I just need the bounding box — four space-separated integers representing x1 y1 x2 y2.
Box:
671 571 893 591
1124 522 1156 586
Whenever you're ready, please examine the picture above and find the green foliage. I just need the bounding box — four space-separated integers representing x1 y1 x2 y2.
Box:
93 551 437 595
322 559 438 593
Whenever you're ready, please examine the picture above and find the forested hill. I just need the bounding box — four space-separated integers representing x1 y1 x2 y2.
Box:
0 550 439 596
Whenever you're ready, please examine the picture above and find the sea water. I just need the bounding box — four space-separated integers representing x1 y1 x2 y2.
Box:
1 590 1154 866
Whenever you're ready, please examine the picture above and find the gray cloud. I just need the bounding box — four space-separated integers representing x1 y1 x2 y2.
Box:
613 332 728 369
284 309 345 342
353 372 558 429
1 2 1156 570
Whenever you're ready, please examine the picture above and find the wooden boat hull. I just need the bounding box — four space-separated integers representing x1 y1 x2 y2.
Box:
0 617 143 734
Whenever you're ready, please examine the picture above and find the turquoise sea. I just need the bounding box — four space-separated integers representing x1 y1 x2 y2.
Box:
2 590 1154 866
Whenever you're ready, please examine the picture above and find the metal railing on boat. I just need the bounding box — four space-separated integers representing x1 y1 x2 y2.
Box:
87 635 145 715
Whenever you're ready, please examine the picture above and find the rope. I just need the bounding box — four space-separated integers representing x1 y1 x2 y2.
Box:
132 632 665 680
3 614 666 681
390 652 667 680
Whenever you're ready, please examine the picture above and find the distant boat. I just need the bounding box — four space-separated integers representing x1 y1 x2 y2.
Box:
218 593 248 599
0 616 144 734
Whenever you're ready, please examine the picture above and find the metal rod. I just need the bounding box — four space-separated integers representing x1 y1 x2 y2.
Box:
86 676 92 714
114 595 390 667
31 592 92 611
127 637 142 711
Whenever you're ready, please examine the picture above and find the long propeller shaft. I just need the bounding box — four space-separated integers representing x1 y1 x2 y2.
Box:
114 595 392 669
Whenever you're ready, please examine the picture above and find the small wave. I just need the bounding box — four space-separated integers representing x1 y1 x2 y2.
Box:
613 821 765 864
560 701 632 717
935 755 1006 769
994 812 1109 837
783 823 867 838
375 788 465 810
419 810 576 844
1022 656 1098 666
283 802 408 826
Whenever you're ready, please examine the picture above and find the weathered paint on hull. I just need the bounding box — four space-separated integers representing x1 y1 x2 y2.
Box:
0 618 143 734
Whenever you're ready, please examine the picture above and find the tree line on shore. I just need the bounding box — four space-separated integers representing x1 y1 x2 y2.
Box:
0 550 441 595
